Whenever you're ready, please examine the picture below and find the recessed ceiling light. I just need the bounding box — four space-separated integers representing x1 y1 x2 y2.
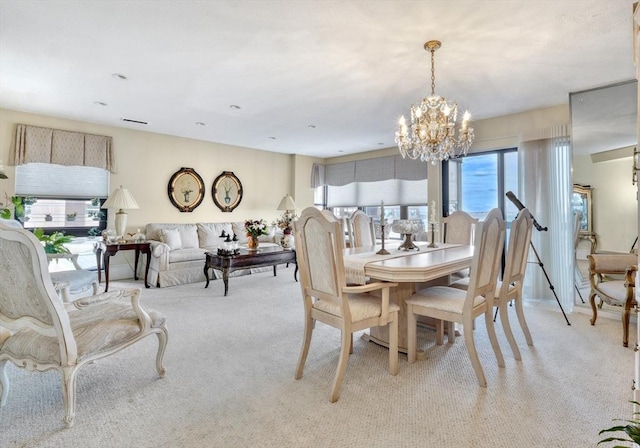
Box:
378 142 384 145
112 73 127 80
229 105 241 110
94 101 107 106
195 122 205 126
338 150 344 153
308 124 317 129
268 137 276 140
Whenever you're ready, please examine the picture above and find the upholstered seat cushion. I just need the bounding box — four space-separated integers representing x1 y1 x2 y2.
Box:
1 301 166 364
406 286 486 314
313 293 400 322
597 280 629 306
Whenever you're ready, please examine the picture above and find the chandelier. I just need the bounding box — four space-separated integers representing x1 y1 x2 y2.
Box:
395 40 474 164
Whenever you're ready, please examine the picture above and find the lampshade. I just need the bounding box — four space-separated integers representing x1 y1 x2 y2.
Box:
103 185 140 210
277 194 296 211
102 185 139 239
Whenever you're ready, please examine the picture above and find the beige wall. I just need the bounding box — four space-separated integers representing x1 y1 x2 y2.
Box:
573 154 637 253
0 108 320 230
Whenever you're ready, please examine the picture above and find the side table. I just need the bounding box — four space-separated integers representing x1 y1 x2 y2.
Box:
95 241 151 292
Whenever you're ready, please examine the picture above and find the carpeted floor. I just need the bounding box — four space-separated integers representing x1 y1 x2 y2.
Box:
0 267 633 447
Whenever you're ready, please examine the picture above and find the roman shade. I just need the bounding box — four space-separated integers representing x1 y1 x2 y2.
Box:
12 124 115 173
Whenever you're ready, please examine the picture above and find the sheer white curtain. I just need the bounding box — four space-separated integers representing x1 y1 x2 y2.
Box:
518 125 573 313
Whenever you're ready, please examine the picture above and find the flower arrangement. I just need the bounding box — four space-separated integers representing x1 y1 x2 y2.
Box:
275 212 297 234
245 219 269 238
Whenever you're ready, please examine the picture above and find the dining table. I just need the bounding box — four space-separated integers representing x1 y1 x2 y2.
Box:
343 242 474 352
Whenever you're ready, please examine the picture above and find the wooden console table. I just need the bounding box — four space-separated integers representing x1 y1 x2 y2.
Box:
204 246 297 296
95 241 151 292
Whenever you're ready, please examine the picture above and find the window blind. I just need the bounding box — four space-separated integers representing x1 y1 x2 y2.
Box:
15 163 109 199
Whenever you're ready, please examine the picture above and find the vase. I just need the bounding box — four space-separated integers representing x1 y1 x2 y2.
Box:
247 235 259 251
281 232 293 249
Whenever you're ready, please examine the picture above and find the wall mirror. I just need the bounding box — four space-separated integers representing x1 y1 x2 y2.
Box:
570 79 638 305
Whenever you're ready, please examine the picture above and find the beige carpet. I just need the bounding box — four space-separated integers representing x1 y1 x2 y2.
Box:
0 267 633 447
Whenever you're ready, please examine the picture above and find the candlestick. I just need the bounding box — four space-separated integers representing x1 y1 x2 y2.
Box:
428 222 437 248
380 200 385 224
376 223 390 255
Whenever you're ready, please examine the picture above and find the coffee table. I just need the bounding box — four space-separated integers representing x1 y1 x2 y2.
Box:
204 246 297 296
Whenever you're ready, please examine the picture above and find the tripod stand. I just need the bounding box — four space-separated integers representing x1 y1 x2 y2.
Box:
505 191 571 326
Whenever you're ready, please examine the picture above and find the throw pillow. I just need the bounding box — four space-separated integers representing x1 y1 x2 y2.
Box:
197 223 219 248
179 226 199 249
160 228 182 250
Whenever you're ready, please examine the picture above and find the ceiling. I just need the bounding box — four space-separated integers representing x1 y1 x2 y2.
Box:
0 0 636 159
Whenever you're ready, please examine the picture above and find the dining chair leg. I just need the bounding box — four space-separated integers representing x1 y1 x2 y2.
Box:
498 302 522 361
514 295 533 346
330 330 352 402
485 309 505 368
589 292 599 326
388 313 399 375
446 321 455 344
349 333 354 354
435 319 444 345
407 305 418 364
463 317 486 388
295 313 314 380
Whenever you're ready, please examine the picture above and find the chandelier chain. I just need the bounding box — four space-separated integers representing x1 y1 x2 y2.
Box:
430 47 436 96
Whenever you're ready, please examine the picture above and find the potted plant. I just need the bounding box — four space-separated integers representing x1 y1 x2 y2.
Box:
599 401 640 446
33 228 73 254
66 212 77 221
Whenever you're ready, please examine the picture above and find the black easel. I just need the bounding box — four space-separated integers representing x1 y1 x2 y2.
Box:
505 191 571 326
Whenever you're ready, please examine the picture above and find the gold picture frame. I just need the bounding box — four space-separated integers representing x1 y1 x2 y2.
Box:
167 167 205 212
212 171 243 212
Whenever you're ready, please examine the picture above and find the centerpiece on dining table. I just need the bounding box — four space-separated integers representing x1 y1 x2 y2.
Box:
244 219 269 251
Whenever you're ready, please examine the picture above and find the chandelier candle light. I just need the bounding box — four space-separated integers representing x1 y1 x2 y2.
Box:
395 40 474 164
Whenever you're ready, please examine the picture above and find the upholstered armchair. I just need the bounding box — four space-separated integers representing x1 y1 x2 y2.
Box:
587 253 637 347
0 222 168 428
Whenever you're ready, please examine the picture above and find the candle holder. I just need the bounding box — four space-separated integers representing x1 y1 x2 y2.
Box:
428 223 438 248
376 224 390 255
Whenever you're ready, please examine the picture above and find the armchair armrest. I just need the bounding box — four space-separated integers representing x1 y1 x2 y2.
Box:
343 281 399 325
587 253 637 276
47 253 82 270
68 288 152 331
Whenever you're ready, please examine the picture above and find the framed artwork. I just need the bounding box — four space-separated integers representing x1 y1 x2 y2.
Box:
167 167 205 212
212 171 243 212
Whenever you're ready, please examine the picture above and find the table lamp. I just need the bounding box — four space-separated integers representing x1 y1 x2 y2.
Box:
102 185 139 240
277 194 296 216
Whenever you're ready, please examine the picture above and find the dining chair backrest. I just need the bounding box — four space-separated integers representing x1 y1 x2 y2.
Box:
498 208 533 298
294 207 348 315
443 210 479 245
464 208 506 310
348 210 375 248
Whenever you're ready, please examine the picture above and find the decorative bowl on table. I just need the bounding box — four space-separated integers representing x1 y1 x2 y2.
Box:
391 219 424 251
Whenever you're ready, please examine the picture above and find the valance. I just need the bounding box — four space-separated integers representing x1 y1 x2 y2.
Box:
311 154 428 188
12 124 115 173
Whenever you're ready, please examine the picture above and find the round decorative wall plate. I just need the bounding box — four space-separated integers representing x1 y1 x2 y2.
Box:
212 171 243 212
167 167 205 212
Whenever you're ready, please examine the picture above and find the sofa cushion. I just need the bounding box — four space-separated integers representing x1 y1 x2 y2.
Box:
168 248 207 263
198 223 234 247
160 228 182 250
179 226 199 249
258 225 277 242
231 222 248 244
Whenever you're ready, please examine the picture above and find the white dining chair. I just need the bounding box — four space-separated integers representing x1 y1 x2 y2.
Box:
293 207 399 402
406 208 506 387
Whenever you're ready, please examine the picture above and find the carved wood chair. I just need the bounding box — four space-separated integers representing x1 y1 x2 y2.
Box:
293 207 399 402
587 252 637 347
406 208 506 387
0 221 168 427
443 210 479 245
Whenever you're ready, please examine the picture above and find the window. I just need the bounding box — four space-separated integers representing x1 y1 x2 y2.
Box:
14 163 109 236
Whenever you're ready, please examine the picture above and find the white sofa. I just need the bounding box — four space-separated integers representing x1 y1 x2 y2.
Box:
144 222 282 287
